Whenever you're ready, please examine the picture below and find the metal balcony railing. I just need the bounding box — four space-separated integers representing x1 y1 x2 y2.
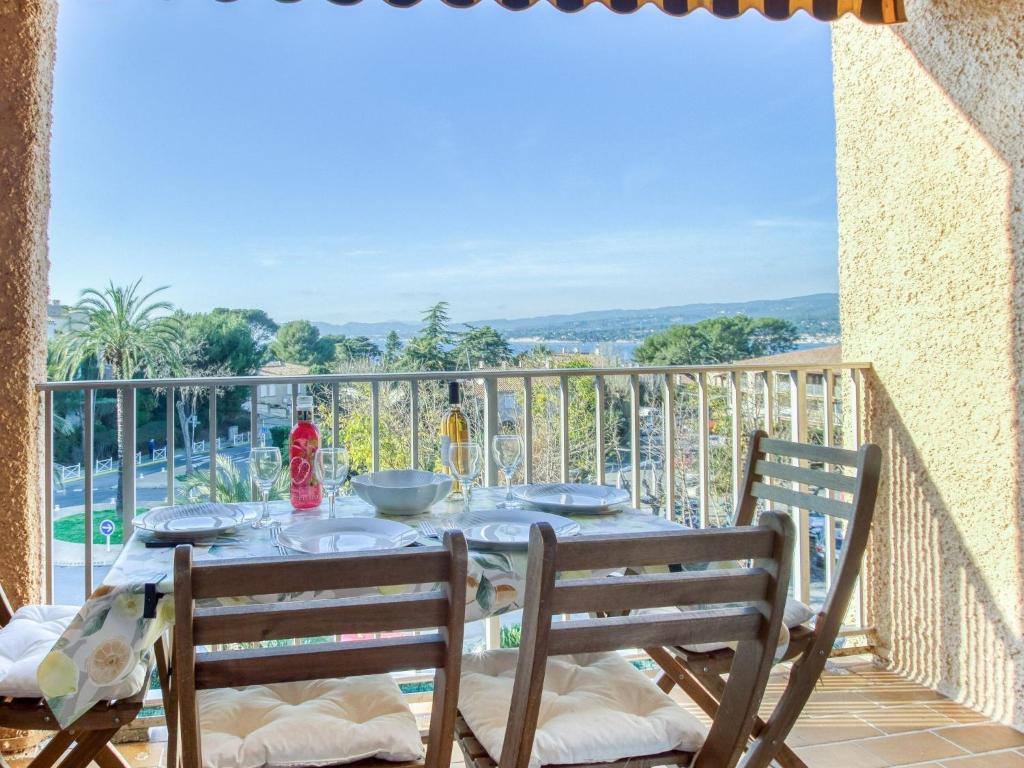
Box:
37 361 871 646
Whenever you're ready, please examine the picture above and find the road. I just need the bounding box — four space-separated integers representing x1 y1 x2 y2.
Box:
53 444 253 512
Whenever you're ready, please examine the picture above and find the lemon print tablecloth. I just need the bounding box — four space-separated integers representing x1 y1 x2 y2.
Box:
42 486 684 728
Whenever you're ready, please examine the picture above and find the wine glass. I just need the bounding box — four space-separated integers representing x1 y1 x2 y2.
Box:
315 447 350 519
492 434 524 505
447 443 482 514
249 446 282 529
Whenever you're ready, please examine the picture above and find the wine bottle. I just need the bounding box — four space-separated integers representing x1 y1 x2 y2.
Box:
289 394 322 510
440 381 469 497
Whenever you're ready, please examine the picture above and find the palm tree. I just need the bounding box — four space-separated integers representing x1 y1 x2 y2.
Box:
180 454 288 503
53 280 182 516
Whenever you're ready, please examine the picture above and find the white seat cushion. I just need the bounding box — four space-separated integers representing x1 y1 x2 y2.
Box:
680 598 815 655
460 650 706 768
0 603 149 701
198 676 424 768
0 604 79 698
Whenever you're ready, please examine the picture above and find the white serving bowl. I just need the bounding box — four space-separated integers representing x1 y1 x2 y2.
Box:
350 470 453 515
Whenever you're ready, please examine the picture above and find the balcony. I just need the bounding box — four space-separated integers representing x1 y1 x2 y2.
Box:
15 360 1017 767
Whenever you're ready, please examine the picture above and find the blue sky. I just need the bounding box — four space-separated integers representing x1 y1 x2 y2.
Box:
50 0 838 325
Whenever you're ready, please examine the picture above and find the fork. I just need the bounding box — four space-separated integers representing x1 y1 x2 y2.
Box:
269 524 287 555
419 518 459 540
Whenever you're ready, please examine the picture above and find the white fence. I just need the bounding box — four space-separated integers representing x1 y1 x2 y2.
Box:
38 363 869 635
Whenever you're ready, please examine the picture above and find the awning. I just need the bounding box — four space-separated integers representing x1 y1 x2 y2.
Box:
276 0 906 22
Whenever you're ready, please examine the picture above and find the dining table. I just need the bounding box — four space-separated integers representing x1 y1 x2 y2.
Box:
39 486 689 729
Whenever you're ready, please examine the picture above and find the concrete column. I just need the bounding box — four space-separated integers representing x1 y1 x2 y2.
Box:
833 0 1024 726
0 1 56 751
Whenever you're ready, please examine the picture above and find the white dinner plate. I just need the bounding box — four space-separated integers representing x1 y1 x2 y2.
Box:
455 509 581 550
277 517 418 554
513 483 630 514
133 503 248 541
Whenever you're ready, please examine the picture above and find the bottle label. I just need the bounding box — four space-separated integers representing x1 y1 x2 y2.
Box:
440 435 451 469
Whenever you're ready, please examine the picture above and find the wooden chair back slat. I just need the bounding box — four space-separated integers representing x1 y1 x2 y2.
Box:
175 531 469 768
189 548 452 599
550 568 771 615
750 481 855 520
193 592 449 644
194 635 447 689
553 526 776 572
753 459 858 494
759 438 859 468
496 515 795 768
548 609 764 657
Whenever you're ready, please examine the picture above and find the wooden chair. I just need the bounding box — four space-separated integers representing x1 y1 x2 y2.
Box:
456 514 795 768
173 530 468 768
0 583 151 768
652 430 882 768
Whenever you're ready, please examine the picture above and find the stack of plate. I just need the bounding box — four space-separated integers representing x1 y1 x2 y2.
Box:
133 503 249 542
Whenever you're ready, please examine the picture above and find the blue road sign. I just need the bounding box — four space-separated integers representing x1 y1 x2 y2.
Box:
99 519 116 537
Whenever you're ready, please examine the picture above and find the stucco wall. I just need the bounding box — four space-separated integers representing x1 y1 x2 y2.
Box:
0 0 55 750
833 1 1024 725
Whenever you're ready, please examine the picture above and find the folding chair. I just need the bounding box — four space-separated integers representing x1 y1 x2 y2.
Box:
174 530 467 768
0 583 151 768
652 429 882 768
456 515 795 768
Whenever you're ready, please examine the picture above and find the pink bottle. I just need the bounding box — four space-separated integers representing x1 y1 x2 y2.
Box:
289 395 322 510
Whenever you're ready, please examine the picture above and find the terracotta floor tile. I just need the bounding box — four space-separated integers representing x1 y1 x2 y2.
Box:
787 719 885 747
857 732 969 765
939 753 1024 768
858 704 959 734
795 741 892 768
936 726 1024 754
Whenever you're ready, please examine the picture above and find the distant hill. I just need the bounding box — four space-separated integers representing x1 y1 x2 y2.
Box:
315 293 839 343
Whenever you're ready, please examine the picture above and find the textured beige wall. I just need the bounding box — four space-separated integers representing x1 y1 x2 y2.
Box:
0 0 56 752
833 1 1024 725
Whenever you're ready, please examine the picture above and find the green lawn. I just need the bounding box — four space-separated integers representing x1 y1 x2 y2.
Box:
52 509 147 545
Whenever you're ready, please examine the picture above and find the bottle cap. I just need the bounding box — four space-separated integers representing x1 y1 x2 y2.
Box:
296 394 314 410
448 381 461 405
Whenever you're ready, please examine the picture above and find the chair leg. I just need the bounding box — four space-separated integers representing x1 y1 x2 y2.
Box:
647 647 807 768
57 729 121 768
94 743 133 768
156 635 178 768
25 730 75 768
690 667 806 768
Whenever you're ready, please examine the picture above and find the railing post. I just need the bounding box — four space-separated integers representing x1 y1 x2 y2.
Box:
43 390 54 603
409 380 419 470
84 389 95 599
167 385 176 504
484 377 499 486
594 375 606 486
762 370 775 437
121 387 137 536
697 372 710 528
559 375 570 483
730 371 744 513
208 387 218 502
847 367 866 630
662 374 676 521
822 369 838 587
370 380 380 472
629 374 642 509
331 382 340 451
290 382 299 426
523 377 533 485
789 369 811 605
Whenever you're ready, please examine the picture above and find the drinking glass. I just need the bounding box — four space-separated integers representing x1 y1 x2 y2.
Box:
315 447 350 519
492 434 524 505
249 447 282 528
447 443 482 513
